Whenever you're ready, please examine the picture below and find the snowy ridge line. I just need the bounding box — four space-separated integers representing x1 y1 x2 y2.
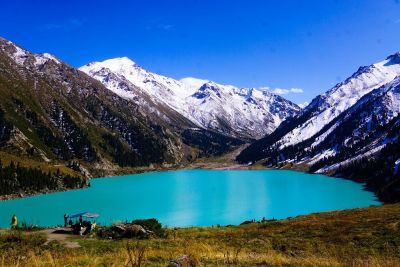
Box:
0 38 61 68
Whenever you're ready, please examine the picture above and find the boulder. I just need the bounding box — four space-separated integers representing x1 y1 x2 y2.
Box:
125 224 148 238
110 223 150 238
168 255 197 267
111 224 126 233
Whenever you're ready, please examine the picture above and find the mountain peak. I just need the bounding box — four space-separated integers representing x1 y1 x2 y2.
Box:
386 52 400 60
79 57 143 82
82 57 137 73
107 56 135 65
386 52 400 64
98 57 137 69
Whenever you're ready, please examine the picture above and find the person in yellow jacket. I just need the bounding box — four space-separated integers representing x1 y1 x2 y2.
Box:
11 214 18 229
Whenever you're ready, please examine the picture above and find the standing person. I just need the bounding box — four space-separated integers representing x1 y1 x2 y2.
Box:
79 215 83 224
11 214 18 229
64 214 69 227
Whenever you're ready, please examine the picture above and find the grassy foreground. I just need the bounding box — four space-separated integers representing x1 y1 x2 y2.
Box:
1 204 400 266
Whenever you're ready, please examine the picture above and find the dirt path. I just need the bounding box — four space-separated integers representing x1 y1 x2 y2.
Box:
0 228 82 248
40 228 81 248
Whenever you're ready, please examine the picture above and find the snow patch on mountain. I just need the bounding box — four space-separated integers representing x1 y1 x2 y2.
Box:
308 149 337 166
34 53 60 66
310 121 341 148
12 45 28 65
315 144 386 173
395 158 400 175
298 102 309 109
180 77 209 91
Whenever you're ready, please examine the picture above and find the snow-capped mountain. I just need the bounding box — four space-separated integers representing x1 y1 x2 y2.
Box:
79 58 300 139
302 75 400 202
297 75 400 170
309 75 400 169
238 52 400 163
277 52 400 149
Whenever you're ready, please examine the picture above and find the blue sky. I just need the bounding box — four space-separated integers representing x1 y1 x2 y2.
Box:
1 0 400 104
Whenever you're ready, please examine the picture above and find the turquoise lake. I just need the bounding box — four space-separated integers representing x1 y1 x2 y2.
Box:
0 170 381 228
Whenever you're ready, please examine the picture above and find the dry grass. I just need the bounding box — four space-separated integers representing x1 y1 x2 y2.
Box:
1 204 400 266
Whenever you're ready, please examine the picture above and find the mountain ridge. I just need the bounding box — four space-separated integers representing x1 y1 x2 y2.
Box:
238 52 400 163
79 57 301 139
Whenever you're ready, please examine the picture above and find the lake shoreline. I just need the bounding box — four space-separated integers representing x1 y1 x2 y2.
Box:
0 185 89 201
0 169 380 229
0 160 383 204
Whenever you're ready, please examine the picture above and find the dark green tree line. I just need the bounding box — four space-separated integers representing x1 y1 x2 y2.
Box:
0 160 86 196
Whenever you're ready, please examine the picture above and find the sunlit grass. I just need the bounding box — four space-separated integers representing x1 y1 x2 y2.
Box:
1 204 399 266
0 151 81 177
